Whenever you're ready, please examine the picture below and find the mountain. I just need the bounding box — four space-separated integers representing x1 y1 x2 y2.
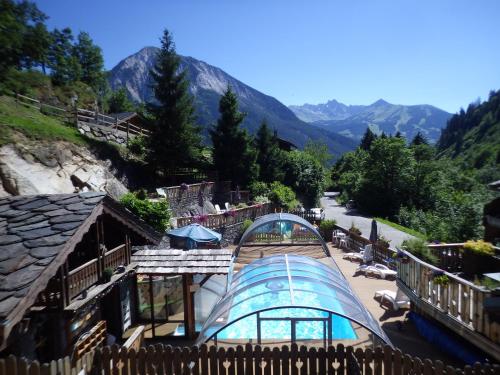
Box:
108 47 357 159
289 98 452 143
437 90 500 175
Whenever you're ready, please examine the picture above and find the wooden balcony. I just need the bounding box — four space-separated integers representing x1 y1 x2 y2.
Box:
396 249 500 361
67 244 128 300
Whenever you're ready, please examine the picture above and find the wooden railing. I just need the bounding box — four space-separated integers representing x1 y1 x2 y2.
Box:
103 244 128 270
123 325 145 352
73 320 107 361
396 248 500 360
2 343 496 375
10 91 150 137
67 258 99 300
176 203 271 229
159 181 215 200
254 232 284 242
76 108 150 137
67 243 128 300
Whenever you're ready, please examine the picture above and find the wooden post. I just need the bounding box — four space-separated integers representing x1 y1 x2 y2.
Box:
126 122 130 147
95 221 102 278
149 275 156 338
183 274 196 339
59 263 70 308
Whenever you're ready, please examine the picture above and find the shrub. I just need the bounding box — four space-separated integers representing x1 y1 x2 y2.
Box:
463 240 494 256
128 135 147 157
433 274 449 286
319 219 337 241
120 191 170 231
349 222 362 235
249 181 270 198
402 238 438 265
253 195 270 204
268 181 298 210
241 219 253 233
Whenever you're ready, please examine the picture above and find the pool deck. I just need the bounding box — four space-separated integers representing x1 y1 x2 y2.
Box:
328 244 463 367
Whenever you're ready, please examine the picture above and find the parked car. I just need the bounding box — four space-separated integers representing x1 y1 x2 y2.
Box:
358 263 397 279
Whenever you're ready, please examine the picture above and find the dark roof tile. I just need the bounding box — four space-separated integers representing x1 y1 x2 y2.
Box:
65 202 92 211
0 235 22 246
49 214 89 224
44 208 72 217
16 226 60 240
29 246 61 259
9 214 46 226
13 198 51 211
8 220 50 233
24 234 66 248
1 264 45 291
51 221 82 232
33 203 63 212
0 210 28 219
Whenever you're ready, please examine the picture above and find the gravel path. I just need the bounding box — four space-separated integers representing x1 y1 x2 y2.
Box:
320 192 414 248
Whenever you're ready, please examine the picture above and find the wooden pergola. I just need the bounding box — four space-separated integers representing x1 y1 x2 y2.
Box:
131 248 232 339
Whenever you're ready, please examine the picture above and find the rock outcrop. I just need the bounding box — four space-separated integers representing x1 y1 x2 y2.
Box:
0 140 127 199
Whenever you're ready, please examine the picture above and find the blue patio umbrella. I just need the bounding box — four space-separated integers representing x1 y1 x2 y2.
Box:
167 224 222 249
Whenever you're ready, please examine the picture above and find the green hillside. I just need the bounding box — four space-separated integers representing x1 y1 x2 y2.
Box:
437 90 500 181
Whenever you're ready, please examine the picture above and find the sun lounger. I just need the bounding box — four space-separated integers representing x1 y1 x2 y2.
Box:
374 289 410 311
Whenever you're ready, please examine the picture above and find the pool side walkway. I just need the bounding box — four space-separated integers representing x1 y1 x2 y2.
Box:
328 244 463 367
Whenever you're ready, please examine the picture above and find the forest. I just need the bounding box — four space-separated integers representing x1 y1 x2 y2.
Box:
331 90 500 242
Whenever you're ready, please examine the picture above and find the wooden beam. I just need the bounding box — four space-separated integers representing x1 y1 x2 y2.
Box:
183 274 196 339
149 275 155 338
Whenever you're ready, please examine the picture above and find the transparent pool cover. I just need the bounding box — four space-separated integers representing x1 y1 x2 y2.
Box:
196 254 391 345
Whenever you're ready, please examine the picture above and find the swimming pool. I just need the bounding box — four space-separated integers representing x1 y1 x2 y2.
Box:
196 254 389 346
216 273 357 340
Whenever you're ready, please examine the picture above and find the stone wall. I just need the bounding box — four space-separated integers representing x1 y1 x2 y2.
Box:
77 122 129 146
167 189 215 218
216 222 244 247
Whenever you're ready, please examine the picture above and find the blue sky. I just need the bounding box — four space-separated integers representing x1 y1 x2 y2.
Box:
35 0 500 113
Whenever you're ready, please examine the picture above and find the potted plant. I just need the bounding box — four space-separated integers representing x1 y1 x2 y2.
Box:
394 249 409 263
180 183 188 192
462 240 494 277
432 274 450 286
349 223 362 236
102 268 113 283
377 235 391 248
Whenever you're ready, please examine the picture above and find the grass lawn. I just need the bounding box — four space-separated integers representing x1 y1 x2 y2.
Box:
0 95 86 146
375 217 427 240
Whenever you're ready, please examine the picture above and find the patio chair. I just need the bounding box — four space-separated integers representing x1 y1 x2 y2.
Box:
156 188 166 198
332 230 345 245
214 204 224 214
374 289 410 311
225 202 230 211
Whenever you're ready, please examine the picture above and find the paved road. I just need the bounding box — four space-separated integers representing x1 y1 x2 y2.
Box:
320 192 414 248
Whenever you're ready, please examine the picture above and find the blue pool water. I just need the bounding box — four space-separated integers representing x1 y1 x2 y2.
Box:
216 276 357 340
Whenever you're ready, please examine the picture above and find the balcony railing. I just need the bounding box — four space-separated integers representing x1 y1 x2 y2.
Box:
396 249 500 360
67 244 129 301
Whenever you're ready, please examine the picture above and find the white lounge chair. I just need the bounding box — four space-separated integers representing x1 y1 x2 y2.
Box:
156 188 166 198
374 289 410 311
225 202 230 211
214 204 224 214
365 263 397 279
343 250 364 261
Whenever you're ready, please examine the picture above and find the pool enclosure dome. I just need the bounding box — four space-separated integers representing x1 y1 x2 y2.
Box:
196 254 391 346
234 212 331 257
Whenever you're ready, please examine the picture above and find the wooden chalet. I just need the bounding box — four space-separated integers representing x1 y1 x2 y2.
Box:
0 192 161 362
130 247 232 340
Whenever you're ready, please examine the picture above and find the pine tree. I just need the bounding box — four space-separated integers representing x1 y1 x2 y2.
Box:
255 120 284 183
107 88 134 113
210 87 258 187
359 127 377 150
48 28 81 84
73 32 105 92
147 29 203 174
411 131 428 146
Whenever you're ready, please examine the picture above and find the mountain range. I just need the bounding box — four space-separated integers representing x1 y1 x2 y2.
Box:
289 99 452 143
108 47 357 159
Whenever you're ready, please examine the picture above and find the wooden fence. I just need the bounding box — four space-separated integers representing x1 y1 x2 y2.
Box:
158 182 216 201
1 343 497 375
11 91 150 138
177 203 271 229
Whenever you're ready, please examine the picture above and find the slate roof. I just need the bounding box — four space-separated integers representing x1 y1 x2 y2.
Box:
0 192 161 345
131 248 233 275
